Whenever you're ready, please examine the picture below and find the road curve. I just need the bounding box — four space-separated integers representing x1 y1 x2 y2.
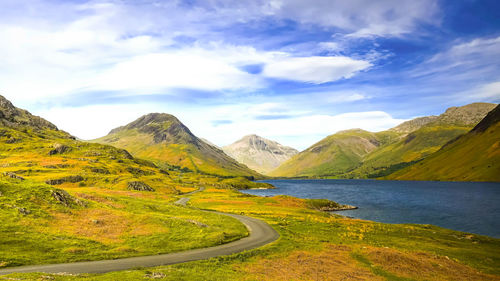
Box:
0 188 279 275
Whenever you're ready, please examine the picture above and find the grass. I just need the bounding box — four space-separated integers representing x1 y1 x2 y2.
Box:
5 187 499 280
0 126 271 268
0 179 248 267
1 119 499 280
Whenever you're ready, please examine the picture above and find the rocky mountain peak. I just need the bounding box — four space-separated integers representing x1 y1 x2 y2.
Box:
471 104 500 133
108 113 198 145
435 102 496 126
223 135 298 175
390 116 438 133
0 95 59 131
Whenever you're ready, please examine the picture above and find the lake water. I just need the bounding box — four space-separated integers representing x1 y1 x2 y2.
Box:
243 179 500 238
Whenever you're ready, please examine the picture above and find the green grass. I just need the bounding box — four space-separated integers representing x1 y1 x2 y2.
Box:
387 121 500 181
270 129 380 178
6 187 498 280
0 179 248 267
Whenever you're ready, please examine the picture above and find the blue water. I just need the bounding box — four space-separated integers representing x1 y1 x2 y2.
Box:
243 179 500 238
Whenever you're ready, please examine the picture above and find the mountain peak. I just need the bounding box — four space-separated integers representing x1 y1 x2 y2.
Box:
223 135 298 175
108 113 197 145
390 116 438 133
471 104 500 133
435 102 496 126
0 95 59 131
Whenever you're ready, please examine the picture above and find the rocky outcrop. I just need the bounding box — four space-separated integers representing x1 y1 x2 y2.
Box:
49 143 71 155
0 95 58 131
435 103 496 126
51 189 86 207
3 172 25 180
127 181 155 191
390 116 438 134
46 175 84 185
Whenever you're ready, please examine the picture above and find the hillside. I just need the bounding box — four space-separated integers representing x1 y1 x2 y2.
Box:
387 104 500 181
269 129 398 177
223 135 298 175
0 95 268 267
349 102 497 178
271 103 496 178
93 113 261 178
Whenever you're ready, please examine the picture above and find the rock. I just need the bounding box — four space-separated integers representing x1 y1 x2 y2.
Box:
51 189 72 207
46 175 84 185
5 137 20 144
320 205 358 211
120 149 134 160
127 167 154 176
3 172 25 180
186 219 208 228
127 181 155 192
49 143 70 155
145 272 166 279
17 207 31 215
90 167 110 174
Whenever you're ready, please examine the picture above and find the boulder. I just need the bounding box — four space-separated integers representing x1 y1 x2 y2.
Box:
3 172 25 180
49 143 70 155
127 181 155 192
46 175 84 185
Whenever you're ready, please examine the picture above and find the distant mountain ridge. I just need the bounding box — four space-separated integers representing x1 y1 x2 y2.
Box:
223 134 298 174
271 102 497 179
387 104 500 181
94 113 261 178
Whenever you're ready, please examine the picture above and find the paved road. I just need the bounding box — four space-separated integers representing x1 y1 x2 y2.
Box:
0 187 279 275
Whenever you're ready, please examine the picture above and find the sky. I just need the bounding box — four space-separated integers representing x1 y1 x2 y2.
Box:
1 0 499 150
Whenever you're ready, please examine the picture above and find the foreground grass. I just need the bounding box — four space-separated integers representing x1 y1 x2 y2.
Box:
5 187 499 281
0 180 248 268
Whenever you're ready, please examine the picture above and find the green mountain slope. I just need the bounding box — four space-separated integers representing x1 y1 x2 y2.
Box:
271 103 496 178
93 113 261 178
349 102 497 178
269 129 398 177
386 104 500 181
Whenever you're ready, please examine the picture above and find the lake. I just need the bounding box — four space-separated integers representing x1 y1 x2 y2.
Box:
243 179 500 238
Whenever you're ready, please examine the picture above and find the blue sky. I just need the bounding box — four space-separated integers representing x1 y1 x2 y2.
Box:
1 0 499 150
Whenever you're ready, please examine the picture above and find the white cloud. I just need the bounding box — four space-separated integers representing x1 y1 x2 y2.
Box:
31 100 405 151
199 110 406 150
208 0 439 38
262 56 371 84
457 81 500 102
92 50 263 92
475 82 500 100
413 36 500 79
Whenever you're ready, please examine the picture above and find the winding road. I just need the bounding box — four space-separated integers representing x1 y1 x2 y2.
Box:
0 187 279 275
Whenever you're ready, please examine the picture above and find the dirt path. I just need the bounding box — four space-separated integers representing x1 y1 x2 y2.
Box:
0 187 279 275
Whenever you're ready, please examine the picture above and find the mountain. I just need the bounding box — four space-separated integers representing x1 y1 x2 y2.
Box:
269 129 398 177
389 116 438 133
271 103 496 178
93 113 261 177
0 95 71 139
0 95 270 267
386 104 500 181
348 102 497 178
222 134 298 174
